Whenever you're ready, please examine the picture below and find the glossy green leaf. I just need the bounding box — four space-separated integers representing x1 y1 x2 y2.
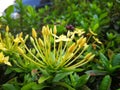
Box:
53 72 73 82
99 75 111 90
99 53 109 69
76 74 90 88
38 75 51 84
112 53 120 66
2 84 17 90
92 23 99 32
21 82 37 90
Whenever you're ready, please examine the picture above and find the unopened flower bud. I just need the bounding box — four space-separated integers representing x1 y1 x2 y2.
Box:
19 32 23 38
45 25 50 36
79 37 86 47
84 52 93 60
68 43 76 53
53 25 57 34
89 28 97 36
88 54 95 61
38 38 44 47
77 36 84 45
30 37 34 43
17 47 24 55
32 28 37 38
6 26 9 32
42 26 46 35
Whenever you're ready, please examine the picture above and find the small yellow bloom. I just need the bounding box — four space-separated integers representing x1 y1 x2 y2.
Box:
68 43 76 53
84 52 93 60
38 38 44 47
19 32 23 38
89 28 97 36
0 52 11 66
55 35 71 42
46 25 51 36
32 28 37 38
93 36 102 44
74 28 85 36
77 36 84 45
17 47 24 55
79 37 86 47
0 43 7 51
6 26 9 32
53 25 57 34
14 37 21 44
42 26 46 35
88 54 95 61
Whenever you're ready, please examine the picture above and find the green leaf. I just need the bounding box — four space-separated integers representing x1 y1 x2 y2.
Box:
76 74 90 88
21 82 36 90
100 12 108 20
99 75 111 90
11 68 24 73
55 82 75 90
38 75 52 84
53 72 73 82
2 84 17 90
85 70 107 76
99 53 109 69
92 23 99 32
5 5 14 15
81 85 91 90
112 53 120 66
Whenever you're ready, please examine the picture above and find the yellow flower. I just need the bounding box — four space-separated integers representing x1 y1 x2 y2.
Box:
93 36 102 44
0 52 11 66
84 52 93 60
32 28 37 38
89 28 97 36
14 37 21 44
55 35 71 42
6 26 9 32
17 47 24 55
53 25 57 34
77 37 87 47
74 28 85 36
68 43 76 53
0 43 7 51
38 38 44 47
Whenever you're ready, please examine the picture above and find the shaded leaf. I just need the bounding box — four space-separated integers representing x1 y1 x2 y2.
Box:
99 75 111 90
53 72 73 82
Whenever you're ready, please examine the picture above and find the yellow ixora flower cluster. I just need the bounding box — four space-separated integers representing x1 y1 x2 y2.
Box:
0 26 28 52
17 25 95 70
0 52 11 66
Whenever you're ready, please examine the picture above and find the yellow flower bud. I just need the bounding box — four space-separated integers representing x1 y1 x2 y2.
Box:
30 37 34 43
79 37 86 47
42 26 46 35
93 36 102 44
77 36 84 45
32 28 37 38
6 26 9 32
84 52 93 60
68 43 76 53
88 54 95 61
38 38 44 47
89 28 97 36
19 32 23 38
53 25 57 34
46 25 50 36
0 52 11 66
17 47 24 55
